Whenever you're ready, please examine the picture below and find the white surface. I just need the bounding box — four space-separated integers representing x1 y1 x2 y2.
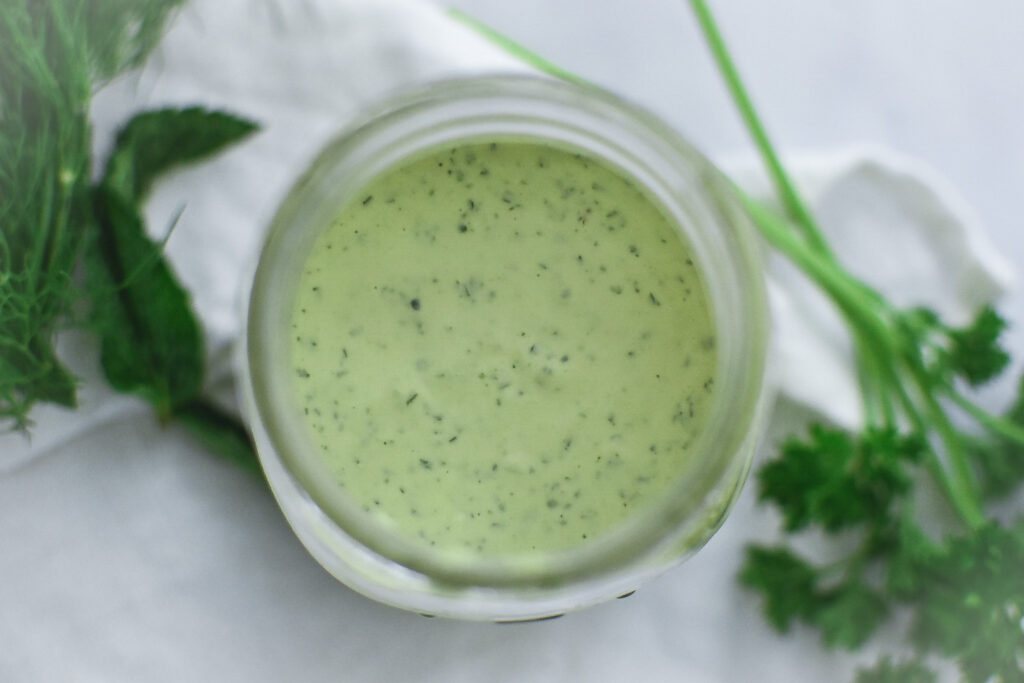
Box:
2 1 1021 681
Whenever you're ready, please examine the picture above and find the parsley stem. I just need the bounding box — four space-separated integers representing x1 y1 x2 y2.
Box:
853 333 884 428
446 9 595 88
739 197 887 338
884 362 983 528
905 363 985 529
744 196 986 527
851 327 898 430
686 0 834 261
946 389 1024 447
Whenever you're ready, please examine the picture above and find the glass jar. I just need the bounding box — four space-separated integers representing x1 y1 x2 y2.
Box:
240 74 770 621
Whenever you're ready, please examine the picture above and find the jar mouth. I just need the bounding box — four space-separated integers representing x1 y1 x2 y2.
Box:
246 74 769 589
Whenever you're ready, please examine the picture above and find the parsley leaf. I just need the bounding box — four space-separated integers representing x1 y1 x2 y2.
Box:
740 546 889 649
854 657 937 683
948 305 1011 387
815 580 890 650
757 426 923 533
969 374 1024 499
903 523 1024 683
740 546 823 632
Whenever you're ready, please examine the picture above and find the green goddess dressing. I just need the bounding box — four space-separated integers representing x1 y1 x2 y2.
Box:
289 140 716 558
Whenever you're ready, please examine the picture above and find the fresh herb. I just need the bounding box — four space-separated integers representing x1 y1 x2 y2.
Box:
87 107 258 419
2 1 262 475
0 0 184 428
854 657 937 683
455 3 1024 680
687 4 1024 679
103 107 260 203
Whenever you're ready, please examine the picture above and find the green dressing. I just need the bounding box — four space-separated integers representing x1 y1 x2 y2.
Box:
289 140 716 557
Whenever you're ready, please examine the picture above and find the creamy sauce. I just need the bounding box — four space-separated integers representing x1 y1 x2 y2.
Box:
289 140 716 557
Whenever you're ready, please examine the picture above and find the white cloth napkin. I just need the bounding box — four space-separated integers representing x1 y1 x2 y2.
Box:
0 0 1013 680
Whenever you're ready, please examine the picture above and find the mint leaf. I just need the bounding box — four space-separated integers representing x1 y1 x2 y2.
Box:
176 399 262 478
85 106 262 470
85 184 203 417
104 107 259 202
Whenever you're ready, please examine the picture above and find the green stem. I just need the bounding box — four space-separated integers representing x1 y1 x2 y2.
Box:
852 328 896 429
446 9 595 88
903 360 985 529
740 196 886 335
888 365 984 529
745 195 986 528
947 389 1024 446
687 0 834 261
887 366 967 516
853 332 883 428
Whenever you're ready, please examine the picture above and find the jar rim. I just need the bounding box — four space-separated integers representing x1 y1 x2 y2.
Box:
245 73 770 592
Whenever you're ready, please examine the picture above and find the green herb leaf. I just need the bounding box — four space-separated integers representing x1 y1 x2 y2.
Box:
104 107 259 202
84 105 261 469
741 545 889 650
739 545 823 632
968 373 1024 499
854 657 937 683
948 305 1011 387
82 0 188 80
84 105 259 418
0 340 79 412
884 520 944 598
175 399 262 478
905 523 1024 683
757 425 922 533
85 184 203 418
0 0 186 431
815 580 889 650
2 3 261 473
1 1 94 428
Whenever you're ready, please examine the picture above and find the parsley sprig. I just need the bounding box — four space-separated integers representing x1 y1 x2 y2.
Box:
455 2 1024 679
694 1 1024 678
